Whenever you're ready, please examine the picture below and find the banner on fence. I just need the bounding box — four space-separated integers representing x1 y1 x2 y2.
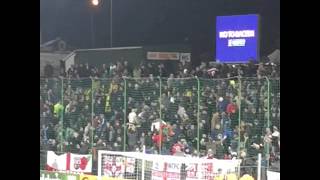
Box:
46 151 67 171
267 171 280 180
70 153 92 173
151 161 181 180
103 156 125 178
100 153 137 179
151 160 238 180
185 163 198 180
199 163 214 179
147 52 180 60
124 157 136 174
46 151 92 173
151 160 166 180
166 162 182 180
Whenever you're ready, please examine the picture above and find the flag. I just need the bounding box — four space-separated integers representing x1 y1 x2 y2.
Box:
46 151 67 171
151 161 181 180
46 151 92 173
69 153 92 173
103 156 125 178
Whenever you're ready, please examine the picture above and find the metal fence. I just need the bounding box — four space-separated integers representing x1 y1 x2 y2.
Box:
40 77 280 171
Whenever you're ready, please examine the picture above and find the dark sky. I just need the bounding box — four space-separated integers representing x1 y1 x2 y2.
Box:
40 0 279 59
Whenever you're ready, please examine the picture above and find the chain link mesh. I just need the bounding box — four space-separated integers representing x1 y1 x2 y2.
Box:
40 77 280 176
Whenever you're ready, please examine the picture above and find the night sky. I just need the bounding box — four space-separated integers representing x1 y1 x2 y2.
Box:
40 0 279 61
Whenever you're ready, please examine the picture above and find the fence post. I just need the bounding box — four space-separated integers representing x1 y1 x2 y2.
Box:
257 153 262 180
91 77 94 152
159 77 162 155
123 77 127 152
264 76 271 129
141 145 146 180
195 76 200 157
60 77 64 152
237 76 242 157
265 76 270 170
97 150 102 180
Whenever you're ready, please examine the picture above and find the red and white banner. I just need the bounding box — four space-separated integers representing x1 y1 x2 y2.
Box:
185 163 198 180
46 151 67 171
147 52 180 60
100 154 136 178
69 153 92 173
46 151 92 173
166 162 181 180
152 160 166 180
124 157 136 174
152 160 239 180
103 156 125 178
152 161 181 180
198 163 214 180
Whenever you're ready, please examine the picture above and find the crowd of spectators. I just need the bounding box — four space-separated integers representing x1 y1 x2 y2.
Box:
55 58 279 80
40 57 280 173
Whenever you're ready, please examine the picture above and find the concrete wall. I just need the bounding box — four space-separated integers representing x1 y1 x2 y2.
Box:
40 52 68 77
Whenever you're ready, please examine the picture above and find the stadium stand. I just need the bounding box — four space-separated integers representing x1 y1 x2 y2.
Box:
40 59 280 176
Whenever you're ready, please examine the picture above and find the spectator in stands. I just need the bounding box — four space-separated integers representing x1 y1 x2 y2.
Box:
257 63 267 79
53 101 64 119
106 123 115 143
41 124 49 145
83 63 91 77
123 61 132 76
96 139 106 150
128 109 137 124
139 132 146 148
152 130 165 148
47 139 57 151
99 64 108 78
226 99 237 118
79 141 89 154
211 112 220 132
172 141 185 156
217 97 228 113
47 89 56 104
145 131 153 148
127 127 138 151
185 124 196 142
177 105 189 123
96 114 106 137
133 66 141 78
245 60 256 77
44 63 54 78
206 149 214 159
271 126 280 154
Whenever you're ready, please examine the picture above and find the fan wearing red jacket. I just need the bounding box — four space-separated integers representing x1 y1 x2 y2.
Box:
160 123 175 137
151 122 175 147
226 100 237 115
152 132 166 148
